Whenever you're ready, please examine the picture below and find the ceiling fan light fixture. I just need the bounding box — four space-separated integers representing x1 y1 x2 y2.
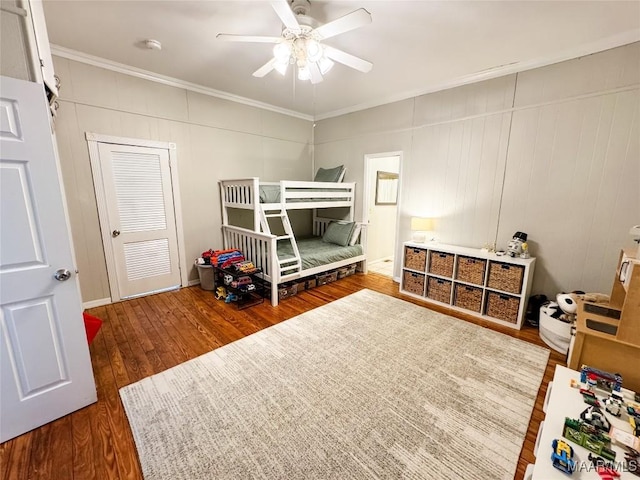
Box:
274 60 288 76
220 1 372 83
297 65 311 81
273 41 292 61
305 39 322 62
318 56 334 75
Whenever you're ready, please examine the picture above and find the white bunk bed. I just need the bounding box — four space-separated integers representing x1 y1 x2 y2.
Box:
219 177 367 306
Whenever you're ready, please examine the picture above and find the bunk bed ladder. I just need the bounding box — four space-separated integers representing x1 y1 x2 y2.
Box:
259 206 302 276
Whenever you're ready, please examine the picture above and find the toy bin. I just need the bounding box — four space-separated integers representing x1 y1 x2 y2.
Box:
196 263 215 290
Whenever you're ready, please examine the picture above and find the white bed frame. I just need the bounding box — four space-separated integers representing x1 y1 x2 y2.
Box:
220 178 367 306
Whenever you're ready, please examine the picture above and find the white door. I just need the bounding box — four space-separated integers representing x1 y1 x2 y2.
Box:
0 76 96 443
96 143 181 300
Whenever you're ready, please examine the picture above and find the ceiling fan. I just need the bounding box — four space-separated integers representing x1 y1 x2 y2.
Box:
216 0 373 84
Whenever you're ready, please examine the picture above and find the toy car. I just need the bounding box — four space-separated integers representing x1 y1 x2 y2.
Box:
551 438 576 474
230 275 252 288
604 391 624 417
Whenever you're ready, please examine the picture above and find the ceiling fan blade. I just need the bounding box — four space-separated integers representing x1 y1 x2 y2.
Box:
270 0 299 30
323 46 373 73
216 34 280 43
253 58 276 78
308 62 323 84
314 8 372 40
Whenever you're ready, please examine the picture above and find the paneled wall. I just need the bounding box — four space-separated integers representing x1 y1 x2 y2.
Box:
315 43 640 297
53 57 312 303
0 0 33 81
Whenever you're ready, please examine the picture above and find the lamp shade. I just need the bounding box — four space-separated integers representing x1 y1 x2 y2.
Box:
411 217 433 231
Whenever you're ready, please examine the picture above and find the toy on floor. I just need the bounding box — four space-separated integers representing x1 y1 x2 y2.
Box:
215 286 227 300
551 438 576 474
225 292 238 303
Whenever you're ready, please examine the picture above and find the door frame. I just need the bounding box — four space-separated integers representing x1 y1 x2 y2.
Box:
363 151 403 281
86 132 189 303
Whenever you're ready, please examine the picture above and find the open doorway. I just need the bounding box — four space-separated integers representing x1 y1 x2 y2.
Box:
363 152 401 279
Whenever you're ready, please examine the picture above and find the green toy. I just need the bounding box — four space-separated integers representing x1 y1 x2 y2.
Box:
563 417 616 462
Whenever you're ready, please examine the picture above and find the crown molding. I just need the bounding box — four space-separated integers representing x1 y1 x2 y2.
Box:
50 44 314 122
52 30 639 123
314 30 640 121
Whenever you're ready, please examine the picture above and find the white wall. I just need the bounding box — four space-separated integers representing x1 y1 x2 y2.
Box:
315 43 640 298
52 56 313 303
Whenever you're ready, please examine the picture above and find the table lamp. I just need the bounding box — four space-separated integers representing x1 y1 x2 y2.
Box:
410 217 433 243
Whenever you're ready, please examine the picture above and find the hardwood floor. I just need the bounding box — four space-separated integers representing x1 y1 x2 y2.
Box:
1 273 564 479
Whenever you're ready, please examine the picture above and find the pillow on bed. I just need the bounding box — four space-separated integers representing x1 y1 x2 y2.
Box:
322 221 356 247
314 165 345 183
259 185 281 203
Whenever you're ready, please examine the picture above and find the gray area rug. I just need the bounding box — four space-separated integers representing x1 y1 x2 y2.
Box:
120 289 549 480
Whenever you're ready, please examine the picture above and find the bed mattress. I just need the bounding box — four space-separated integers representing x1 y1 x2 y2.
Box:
259 185 349 203
277 237 363 270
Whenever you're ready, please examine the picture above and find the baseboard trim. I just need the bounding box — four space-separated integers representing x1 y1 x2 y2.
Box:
188 279 201 287
83 297 112 309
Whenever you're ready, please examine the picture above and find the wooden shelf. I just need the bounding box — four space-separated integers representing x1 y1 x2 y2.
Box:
400 241 536 329
568 249 640 391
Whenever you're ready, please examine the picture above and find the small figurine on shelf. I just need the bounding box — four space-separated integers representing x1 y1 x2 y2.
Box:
520 242 530 259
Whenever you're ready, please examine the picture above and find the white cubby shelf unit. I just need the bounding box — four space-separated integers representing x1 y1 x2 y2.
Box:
400 241 536 329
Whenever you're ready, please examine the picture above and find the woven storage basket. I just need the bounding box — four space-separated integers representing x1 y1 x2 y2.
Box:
337 264 357 279
487 261 524 294
426 276 452 304
403 271 425 295
404 247 427 271
456 256 486 285
316 271 338 286
485 291 520 323
428 251 455 277
453 284 483 313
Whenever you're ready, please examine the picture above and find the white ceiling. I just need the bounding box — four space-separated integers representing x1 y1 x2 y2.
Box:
43 1 640 120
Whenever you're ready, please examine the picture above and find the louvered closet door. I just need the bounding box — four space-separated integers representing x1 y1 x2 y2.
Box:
98 143 180 299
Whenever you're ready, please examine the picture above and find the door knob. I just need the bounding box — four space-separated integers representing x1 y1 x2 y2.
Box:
112 229 121 237
54 269 72 281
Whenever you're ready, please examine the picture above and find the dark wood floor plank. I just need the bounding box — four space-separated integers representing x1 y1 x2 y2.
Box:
138 295 194 363
2 273 561 480
47 415 73 479
164 290 231 345
129 298 179 371
71 403 98 480
153 292 215 356
121 301 155 353
1 431 32 480
91 321 126 480
100 306 132 389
